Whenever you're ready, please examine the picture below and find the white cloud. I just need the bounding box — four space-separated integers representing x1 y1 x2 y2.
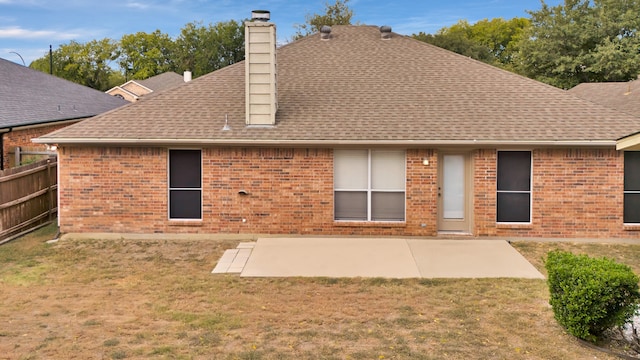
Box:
388 18 444 36
126 1 151 10
0 0 44 5
0 26 81 40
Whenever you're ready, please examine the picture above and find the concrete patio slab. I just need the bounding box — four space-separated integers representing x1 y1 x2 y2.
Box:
240 237 421 278
407 240 544 279
236 237 544 279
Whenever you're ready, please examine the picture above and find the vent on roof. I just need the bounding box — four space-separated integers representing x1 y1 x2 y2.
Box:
320 25 332 40
222 114 231 131
251 10 270 22
380 26 392 40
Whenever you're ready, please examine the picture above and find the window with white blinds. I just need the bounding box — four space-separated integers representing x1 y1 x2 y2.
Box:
334 149 405 221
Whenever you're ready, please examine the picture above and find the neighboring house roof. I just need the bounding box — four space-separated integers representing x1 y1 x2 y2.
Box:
37 25 640 146
568 79 640 117
106 72 184 101
120 82 152 96
137 72 185 93
0 57 128 129
107 86 142 102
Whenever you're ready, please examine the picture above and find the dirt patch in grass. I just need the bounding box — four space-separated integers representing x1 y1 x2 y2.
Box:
0 226 627 359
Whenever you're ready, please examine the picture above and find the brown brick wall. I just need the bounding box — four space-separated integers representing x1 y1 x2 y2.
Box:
406 149 438 235
2 122 76 169
473 148 637 238
57 146 636 238
58 146 438 236
58 146 167 233
473 149 498 236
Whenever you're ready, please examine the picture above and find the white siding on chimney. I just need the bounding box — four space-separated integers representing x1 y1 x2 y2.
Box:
245 21 278 125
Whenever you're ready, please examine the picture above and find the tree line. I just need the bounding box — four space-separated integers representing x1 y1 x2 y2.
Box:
416 0 640 89
30 20 245 91
30 0 640 91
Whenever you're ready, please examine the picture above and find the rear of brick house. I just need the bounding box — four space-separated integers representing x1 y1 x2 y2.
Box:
36 13 640 239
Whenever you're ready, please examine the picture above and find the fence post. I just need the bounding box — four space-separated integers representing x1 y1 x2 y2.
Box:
47 157 52 222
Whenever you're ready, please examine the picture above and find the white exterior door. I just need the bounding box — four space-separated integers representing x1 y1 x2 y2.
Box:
438 152 472 233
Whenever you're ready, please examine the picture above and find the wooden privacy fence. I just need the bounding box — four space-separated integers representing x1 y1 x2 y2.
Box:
0 157 57 243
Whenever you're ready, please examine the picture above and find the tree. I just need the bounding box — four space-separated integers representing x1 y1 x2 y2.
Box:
30 38 121 91
413 17 530 70
174 22 206 76
118 30 176 80
587 0 640 81
30 19 245 89
466 18 531 68
413 28 495 64
210 20 245 69
174 20 244 77
516 0 640 89
294 0 354 39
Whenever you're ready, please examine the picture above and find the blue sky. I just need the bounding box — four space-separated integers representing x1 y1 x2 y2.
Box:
0 0 562 67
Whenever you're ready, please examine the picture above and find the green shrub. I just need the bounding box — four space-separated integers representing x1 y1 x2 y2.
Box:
545 250 640 342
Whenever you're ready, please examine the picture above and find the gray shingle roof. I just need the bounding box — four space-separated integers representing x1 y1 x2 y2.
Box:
137 72 185 93
0 57 128 128
568 79 640 117
37 25 640 146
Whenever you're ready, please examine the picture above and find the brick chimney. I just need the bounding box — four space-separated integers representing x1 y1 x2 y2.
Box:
245 10 278 126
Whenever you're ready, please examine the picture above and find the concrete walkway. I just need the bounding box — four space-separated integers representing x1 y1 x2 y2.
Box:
212 238 544 279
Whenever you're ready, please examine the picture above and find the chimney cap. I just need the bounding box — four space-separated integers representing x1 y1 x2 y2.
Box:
251 10 271 22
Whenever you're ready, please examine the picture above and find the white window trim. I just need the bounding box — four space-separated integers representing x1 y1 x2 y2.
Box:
624 151 640 225
496 149 533 225
334 149 406 222
623 189 640 225
168 148 203 221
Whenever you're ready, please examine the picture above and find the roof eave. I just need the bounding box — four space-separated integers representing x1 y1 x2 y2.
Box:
106 86 139 99
1 117 89 133
125 80 153 93
31 137 618 148
617 132 640 150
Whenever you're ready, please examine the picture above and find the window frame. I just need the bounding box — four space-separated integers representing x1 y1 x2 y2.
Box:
496 150 532 224
624 151 640 225
168 149 203 221
334 149 406 222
